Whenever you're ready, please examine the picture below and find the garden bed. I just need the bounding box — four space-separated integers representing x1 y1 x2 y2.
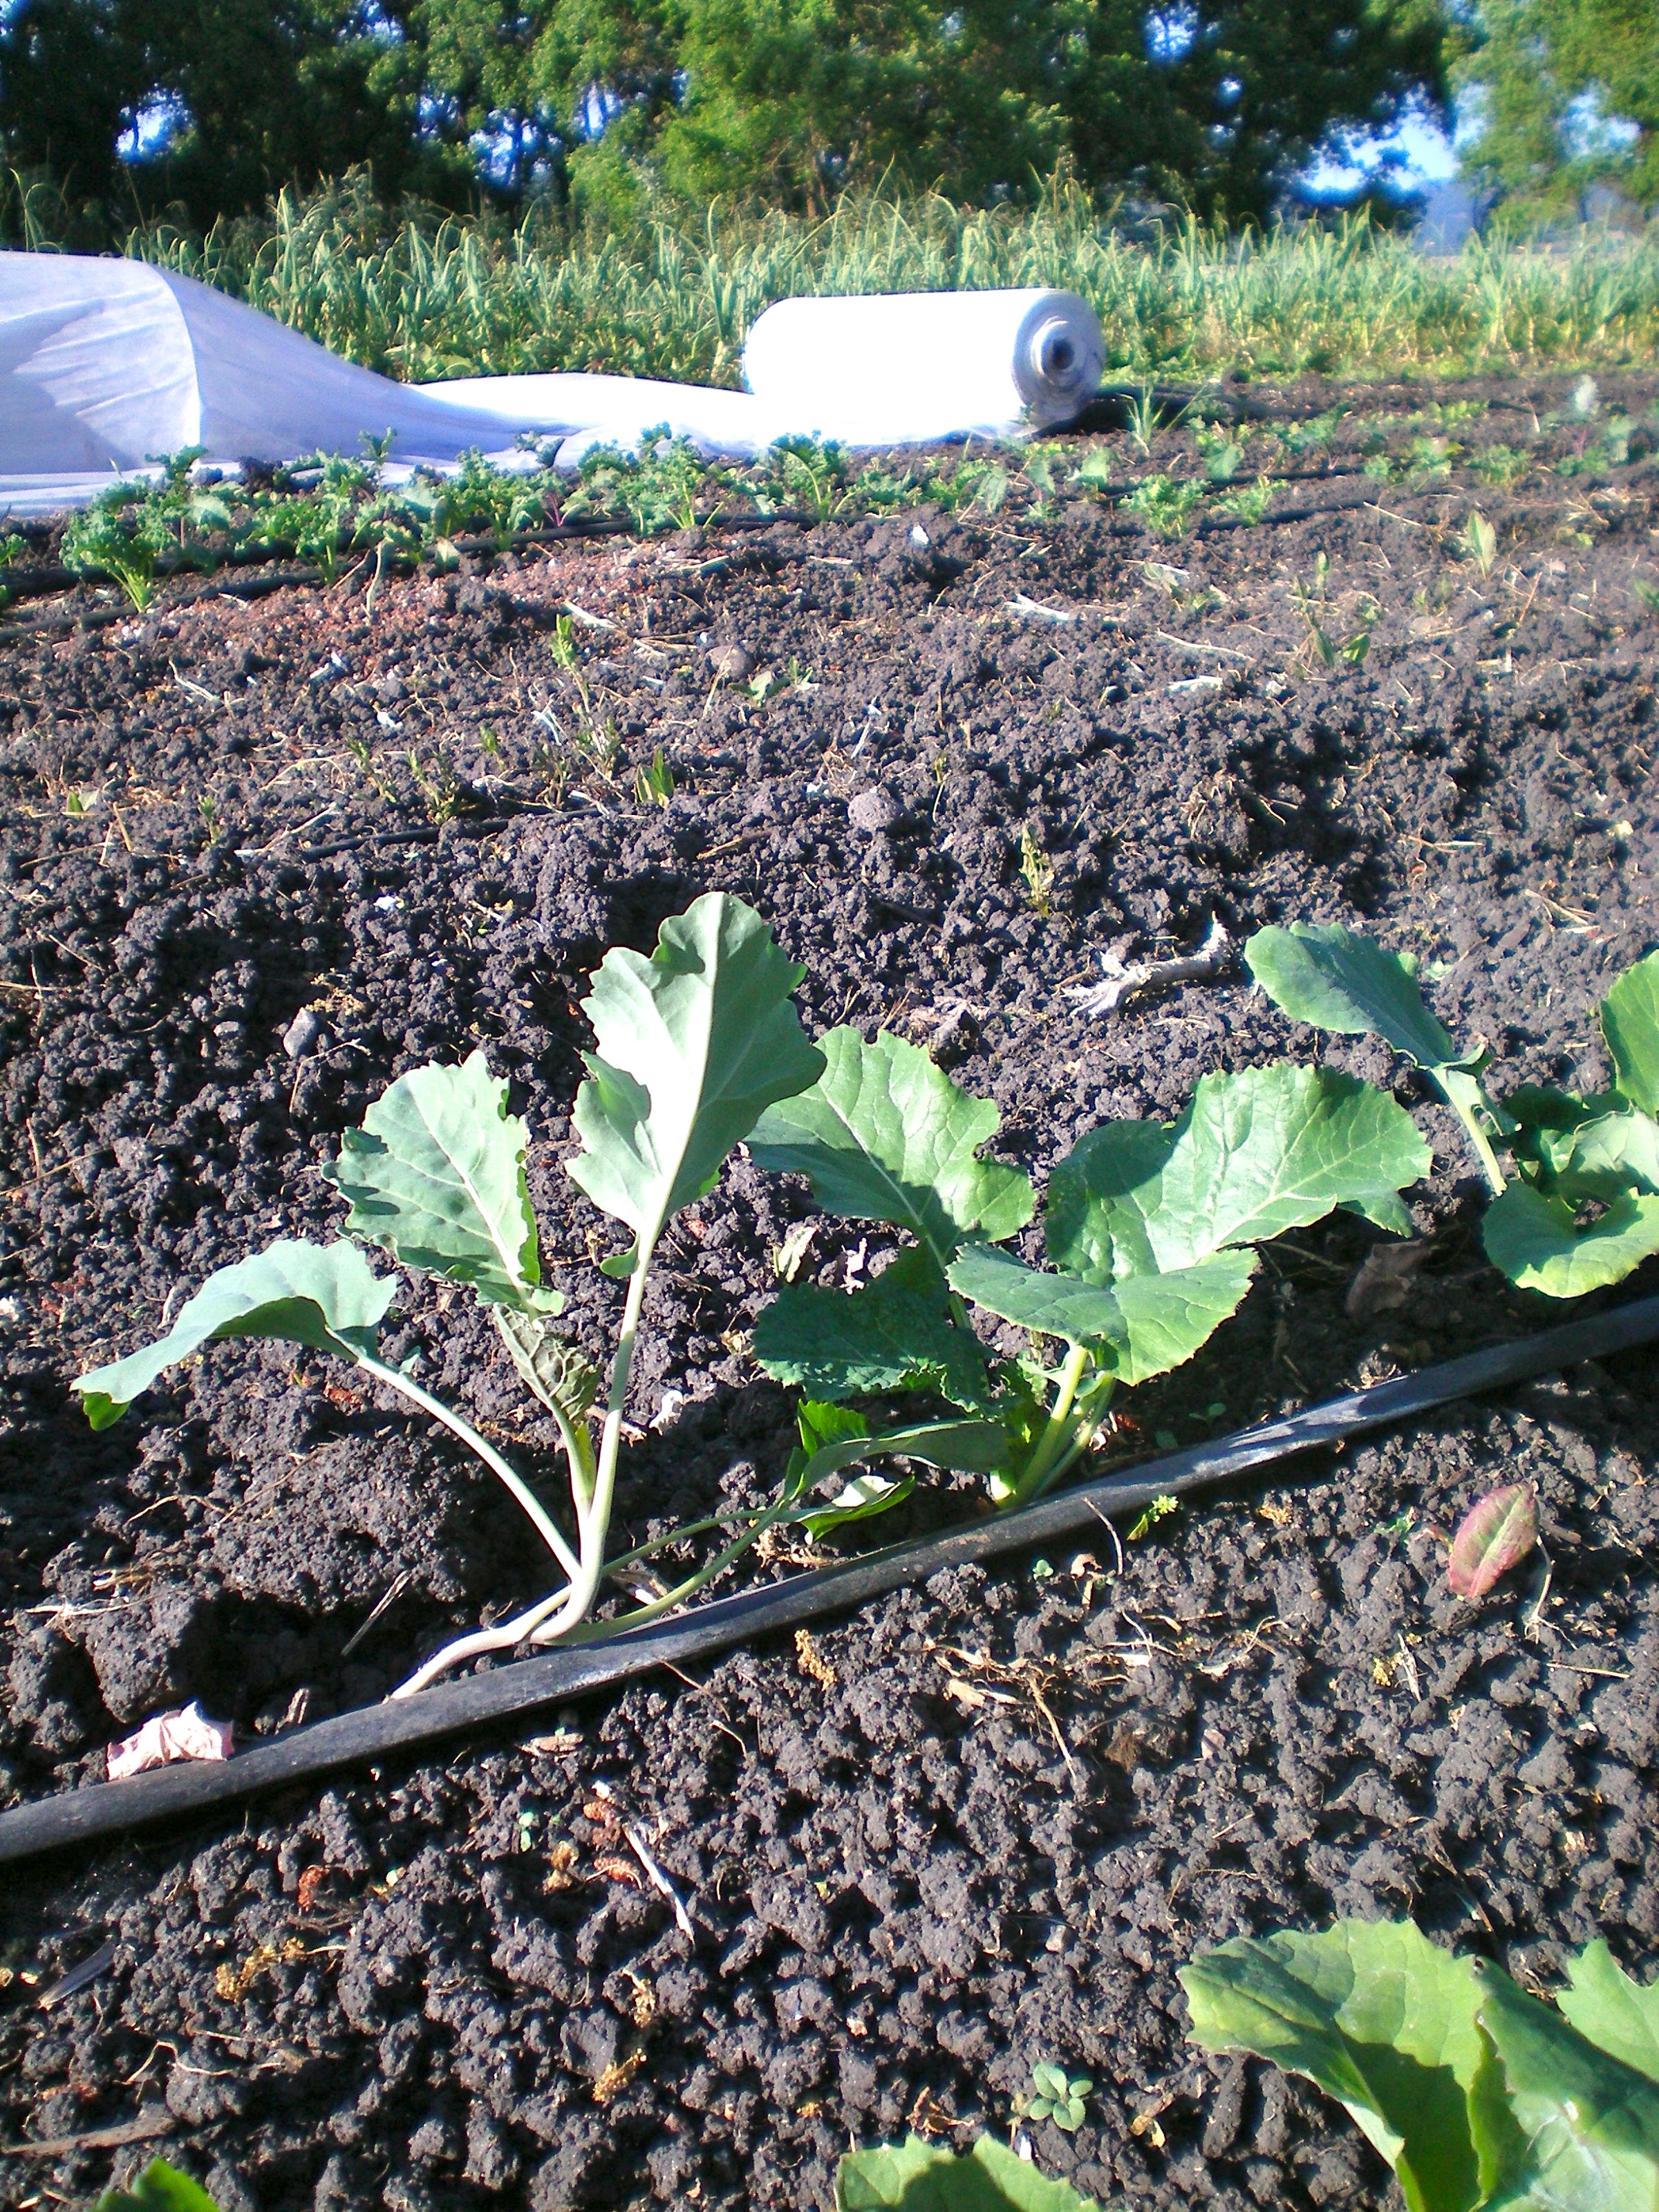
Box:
2 368 1658 2211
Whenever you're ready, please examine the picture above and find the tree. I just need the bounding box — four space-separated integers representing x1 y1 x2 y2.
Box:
427 0 1451 221
2 0 1450 230
0 0 465 230
1455 0 1658 216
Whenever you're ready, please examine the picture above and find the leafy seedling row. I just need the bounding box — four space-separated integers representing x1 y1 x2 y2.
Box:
15 377 1655 615
75 891 1659 1698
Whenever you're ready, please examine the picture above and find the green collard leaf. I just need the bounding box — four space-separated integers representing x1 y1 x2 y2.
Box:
75 1241 393 1431
568 892 823 1258
1602 951 1659 1117
799 1470 915 1537
1558 1943 1659 2088
754 1246 995 1410
1474 1961 1659 2212
325 1052 554 1311
780 1414 1009 1533
1110 1249 1259 1386
749 1027 1034 1268
1346 1190 1418 1237
95 2161 225 2212
1505 1084 1598 1135
1181 1919 1494 2212
798 1398 870 1453
836 2131 1100 2211
1046 1118 1172 1281
1536 1109 1659 1201
1244 924 1463 1071
1482 1183 1659 1297
1049 1067 1430 1280
946 1243 1124 1348
1447 1482 1538 1600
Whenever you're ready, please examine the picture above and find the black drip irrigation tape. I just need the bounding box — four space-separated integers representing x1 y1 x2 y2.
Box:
2 1294 1655 1868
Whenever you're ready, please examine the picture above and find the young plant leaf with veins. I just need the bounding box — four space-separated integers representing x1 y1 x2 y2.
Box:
1244 922 1508 1192
76 1241 395 1431
749 1027 1035 1266
324 1050 558 1310
836 2132 1100 2211
1446 1482 1538 1600
1183 1918 1659 2212
1247 927 1659 1301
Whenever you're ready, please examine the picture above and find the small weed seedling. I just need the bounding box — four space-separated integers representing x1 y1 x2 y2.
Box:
62 460 205 611
1125 383 1159 457
1291 554 1374 671
1460 509 1498 577
1018 823 1056 917
1127 1493 1179 1542
1195 425 1242 483
563 431 720 535
633 747 675 807
1216 474 1272 526
1246 924 1659 1296
1185 1918 1659 2211
1279 406 1346 454
1470 442 1530 491
1024 2063 1092 2132
765 435 856 521
0 530 24 610
1125 474 1206 540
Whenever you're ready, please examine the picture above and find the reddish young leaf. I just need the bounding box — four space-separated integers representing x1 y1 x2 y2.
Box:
1447 1483 1539 1600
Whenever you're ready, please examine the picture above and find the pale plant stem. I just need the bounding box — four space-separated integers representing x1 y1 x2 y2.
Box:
540 1492 794 1646
1008 1341 1091 1506
566 1251 653 1606
390 1585 575 1698
1452 1103 1508 1197
394 1250 657 1697
355 1351 581 1582
603 1504 771 1575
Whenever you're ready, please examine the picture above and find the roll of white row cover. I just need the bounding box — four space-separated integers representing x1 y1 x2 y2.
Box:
0 253 1105 516
739 287 1105 442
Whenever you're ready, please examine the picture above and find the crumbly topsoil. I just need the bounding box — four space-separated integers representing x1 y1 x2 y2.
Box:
1 373 1658 2211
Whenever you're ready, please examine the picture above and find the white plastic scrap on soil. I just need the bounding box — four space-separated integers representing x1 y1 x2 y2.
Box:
106 1701 234 1780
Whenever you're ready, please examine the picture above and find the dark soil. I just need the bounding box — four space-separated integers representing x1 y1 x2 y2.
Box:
2 370 1658 2211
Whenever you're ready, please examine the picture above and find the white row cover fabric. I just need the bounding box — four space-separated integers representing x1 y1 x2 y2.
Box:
0 252 1104 516
740 287 1104 441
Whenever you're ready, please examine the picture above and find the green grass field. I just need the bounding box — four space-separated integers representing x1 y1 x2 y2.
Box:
115 178 1659 389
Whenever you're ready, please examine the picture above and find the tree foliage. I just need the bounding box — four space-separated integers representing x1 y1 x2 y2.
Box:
1 0 1447 232
1456 0 1658 215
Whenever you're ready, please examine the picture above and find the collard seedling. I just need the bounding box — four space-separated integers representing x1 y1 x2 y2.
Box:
1184 1918 1659 2212
76 897 988 1693
750 1026 1427 1513
1246 924 1659 1297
